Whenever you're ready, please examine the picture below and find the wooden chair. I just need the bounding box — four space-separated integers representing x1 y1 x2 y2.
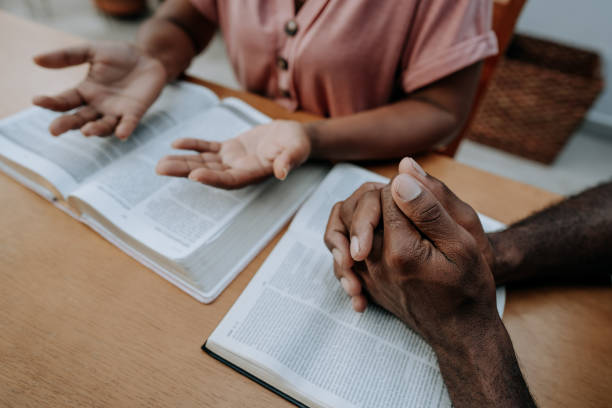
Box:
439 0 527 157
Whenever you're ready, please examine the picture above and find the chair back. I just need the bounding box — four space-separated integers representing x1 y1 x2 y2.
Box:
439 0 527 157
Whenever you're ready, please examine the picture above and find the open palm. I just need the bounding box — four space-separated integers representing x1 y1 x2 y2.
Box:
33 42 166 139
156 120 312 189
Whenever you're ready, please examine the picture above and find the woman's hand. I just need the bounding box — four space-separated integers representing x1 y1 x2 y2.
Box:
33 42 167 139
156 120 312 189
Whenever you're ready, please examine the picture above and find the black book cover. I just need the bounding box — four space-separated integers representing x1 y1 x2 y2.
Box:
202 340 309 408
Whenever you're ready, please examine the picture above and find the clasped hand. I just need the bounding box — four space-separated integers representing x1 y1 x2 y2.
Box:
324 158 500 345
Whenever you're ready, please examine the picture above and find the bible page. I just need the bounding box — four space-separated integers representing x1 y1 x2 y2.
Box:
208 163 506 408
289 164 388 246
209 234 452 408
69 98 272 260
0 81 217 199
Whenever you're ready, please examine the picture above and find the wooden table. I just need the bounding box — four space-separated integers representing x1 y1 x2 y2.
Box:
0 11 610 408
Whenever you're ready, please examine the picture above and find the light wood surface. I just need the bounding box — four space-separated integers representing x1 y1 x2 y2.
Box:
0 11 610 408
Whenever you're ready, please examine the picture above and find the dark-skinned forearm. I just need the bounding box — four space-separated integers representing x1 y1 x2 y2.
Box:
137 0 215 81
434 317 536 408
489 181 612 285
305 62 482 161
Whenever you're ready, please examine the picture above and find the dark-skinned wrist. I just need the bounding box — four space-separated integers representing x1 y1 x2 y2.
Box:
487 231 523 285
425 305 501 353
432 316 536 407
430 312 505 359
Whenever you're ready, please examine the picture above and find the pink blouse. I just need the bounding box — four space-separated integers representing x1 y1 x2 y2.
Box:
190 0 498 117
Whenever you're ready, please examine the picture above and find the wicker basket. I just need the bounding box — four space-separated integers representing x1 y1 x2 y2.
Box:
468 34 604 164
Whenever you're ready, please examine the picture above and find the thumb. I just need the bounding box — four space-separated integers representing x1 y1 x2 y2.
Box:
390 174 466 259
272 147 304 180
397 157 487 243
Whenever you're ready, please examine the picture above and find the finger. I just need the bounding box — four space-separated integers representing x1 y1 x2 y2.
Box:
161 153 221 163
400 158 466 214
390 173 469 261
400 157 474 222
339 182 385 231
272 148 303 180
187 167 266 189
160 158 228 176
197 152 222 163
33 45 93 68
156 155 209 177
350 262 371 312
47 106 99 136
398 156 427 176
349 189 381 261
325 202 361 298
324 202 353 270
331 242 362 299
80 115 119 137
352 295 368 313
399 157 486 240
380 185 423 269
32 88 85 112
338 268 363 298
115 113 141 140
195 162 226 171
171 138 221 153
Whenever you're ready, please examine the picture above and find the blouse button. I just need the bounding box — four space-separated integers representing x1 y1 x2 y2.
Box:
284 19 298 36
276 56 289 70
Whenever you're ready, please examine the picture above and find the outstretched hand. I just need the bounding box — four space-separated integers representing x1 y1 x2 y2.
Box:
156 120 312 189
33 42 166 139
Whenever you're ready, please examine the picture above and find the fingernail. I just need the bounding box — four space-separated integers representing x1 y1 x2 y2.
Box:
340 277 351 294
409 158 427 177
394 174 422 202
332 248 343 266
352 297 364 313
279 167 288 180
188 173 198 181
350 236 360 259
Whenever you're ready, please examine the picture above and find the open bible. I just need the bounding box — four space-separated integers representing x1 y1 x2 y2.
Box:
0 82 327 302
204 164 506 408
